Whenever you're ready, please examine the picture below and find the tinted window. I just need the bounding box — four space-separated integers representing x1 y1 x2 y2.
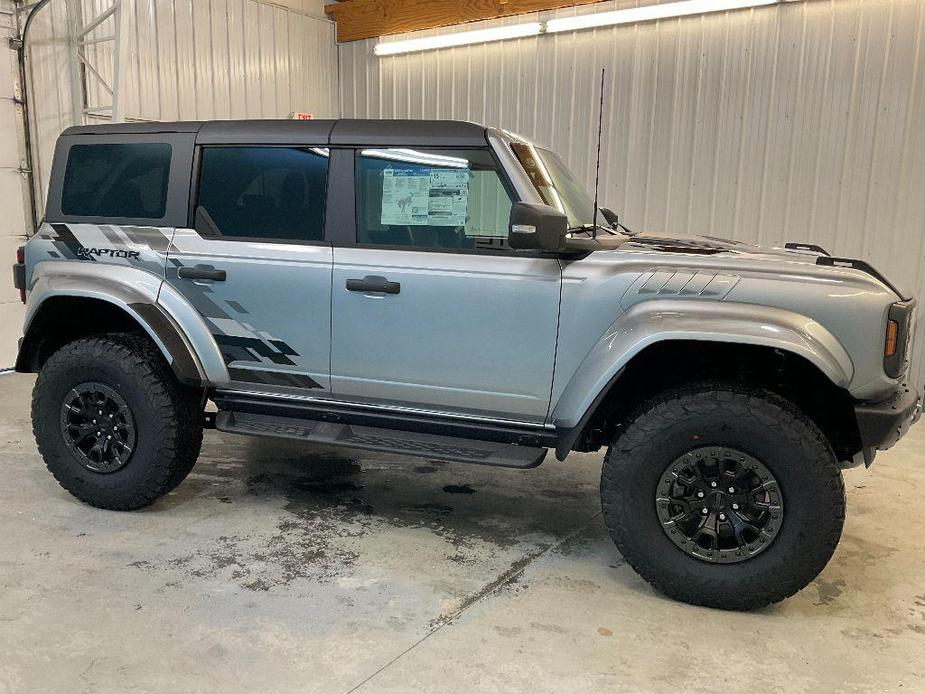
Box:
355 149 513 251
195 146 328 241
61 143 171 219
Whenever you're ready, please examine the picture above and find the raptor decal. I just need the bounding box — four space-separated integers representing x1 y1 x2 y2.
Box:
33 222 173 276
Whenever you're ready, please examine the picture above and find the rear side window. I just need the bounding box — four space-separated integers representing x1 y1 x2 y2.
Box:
61 143 171 219
195 146 328 242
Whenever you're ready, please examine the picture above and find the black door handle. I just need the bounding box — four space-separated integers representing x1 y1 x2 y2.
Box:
346 276 400 295
178 266 226 281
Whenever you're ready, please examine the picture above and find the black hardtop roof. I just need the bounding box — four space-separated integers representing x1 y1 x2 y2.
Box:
60 118 490 147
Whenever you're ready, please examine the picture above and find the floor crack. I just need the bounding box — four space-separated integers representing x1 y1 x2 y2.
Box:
343 512 601 694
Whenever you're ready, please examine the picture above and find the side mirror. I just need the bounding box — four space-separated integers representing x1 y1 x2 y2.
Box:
600 207 619 228
508 202 568 252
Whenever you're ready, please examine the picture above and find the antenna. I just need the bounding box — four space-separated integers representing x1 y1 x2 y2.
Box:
591 67 605 239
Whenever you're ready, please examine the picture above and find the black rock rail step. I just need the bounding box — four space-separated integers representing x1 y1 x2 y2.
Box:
215 411 547 469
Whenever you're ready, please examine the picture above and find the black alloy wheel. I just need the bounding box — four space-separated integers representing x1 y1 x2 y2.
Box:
59 382 137 473
655 446 783 564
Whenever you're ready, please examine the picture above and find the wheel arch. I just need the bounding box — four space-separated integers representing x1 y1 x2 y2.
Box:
17 263 230 386
16 291 205 386
552 306 861 463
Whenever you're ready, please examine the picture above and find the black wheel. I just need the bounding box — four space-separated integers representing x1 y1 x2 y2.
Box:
601 382 845 610
32 335 204 510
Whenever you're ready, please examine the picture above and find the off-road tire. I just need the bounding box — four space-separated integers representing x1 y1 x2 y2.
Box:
32 334 204 510
601 382 846 610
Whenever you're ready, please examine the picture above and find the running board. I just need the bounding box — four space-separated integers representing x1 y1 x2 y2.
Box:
215 411 547 469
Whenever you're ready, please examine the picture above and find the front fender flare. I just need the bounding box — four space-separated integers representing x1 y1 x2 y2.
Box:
551 299 854 454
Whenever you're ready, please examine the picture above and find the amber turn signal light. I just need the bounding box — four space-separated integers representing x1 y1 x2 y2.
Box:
885 320 899 357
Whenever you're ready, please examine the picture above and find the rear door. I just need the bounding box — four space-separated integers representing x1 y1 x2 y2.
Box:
165 144 333 393
329 147 562 423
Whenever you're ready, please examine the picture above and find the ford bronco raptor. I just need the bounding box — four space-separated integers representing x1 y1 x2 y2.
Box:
12 119 921 610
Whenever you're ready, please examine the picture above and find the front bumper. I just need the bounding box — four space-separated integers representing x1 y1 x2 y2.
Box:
853 385 922 466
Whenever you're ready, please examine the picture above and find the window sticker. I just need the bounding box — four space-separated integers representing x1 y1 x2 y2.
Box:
380 168 469 226
427 169 469 226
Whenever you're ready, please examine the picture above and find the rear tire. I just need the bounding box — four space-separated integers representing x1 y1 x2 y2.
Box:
601 382 845 610
32 334 203 510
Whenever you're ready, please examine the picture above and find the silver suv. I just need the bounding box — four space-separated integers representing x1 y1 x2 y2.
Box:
11 119 921 610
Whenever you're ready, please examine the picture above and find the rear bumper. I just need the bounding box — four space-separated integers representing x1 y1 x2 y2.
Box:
853 385 922 466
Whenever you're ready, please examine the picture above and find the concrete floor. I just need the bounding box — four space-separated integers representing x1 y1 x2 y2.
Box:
1 372 923 693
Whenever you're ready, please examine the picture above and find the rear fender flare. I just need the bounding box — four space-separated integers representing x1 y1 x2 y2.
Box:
18 262 229 386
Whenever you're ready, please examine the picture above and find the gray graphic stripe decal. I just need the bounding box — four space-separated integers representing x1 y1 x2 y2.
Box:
49 223 93 261
122 225 172 251
227 367 322 390
215 335 297 366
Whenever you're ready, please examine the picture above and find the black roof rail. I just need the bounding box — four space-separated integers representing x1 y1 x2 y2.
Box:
816 256 908 300
785 242 830 255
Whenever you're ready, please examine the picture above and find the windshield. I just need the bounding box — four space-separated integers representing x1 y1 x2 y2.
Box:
511 142 598 228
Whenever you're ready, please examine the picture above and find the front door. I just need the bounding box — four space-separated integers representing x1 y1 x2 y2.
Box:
330 147 561 423
166 145 333 393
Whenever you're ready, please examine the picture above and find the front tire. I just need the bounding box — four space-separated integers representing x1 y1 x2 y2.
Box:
601 382 845 610
32 335 203 510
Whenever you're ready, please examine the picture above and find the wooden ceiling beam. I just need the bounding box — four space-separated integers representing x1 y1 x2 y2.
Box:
324 0 611 43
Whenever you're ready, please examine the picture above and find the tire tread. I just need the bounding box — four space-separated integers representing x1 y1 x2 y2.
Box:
601 381 846 610
32 334 203 510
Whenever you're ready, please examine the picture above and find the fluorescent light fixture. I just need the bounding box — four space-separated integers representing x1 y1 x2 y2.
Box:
374 22 542 56
374 0 796 57
546 0 778 33
360 148 470 168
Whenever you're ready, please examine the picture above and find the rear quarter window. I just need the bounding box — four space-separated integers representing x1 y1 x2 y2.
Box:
61 143 172 219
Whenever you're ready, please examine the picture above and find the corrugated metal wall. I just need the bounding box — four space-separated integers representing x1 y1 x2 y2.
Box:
26 0 337 206
0 0 29 367
339 0 925 388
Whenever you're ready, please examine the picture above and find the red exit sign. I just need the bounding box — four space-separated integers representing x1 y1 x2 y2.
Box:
288 112 313 120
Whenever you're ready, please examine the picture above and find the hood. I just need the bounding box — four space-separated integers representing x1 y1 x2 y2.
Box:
621 232 818 262
564 231 823 264
614 232 908 299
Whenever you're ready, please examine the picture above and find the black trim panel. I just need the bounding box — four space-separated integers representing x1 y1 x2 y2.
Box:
884 299 916 379
212 392 557 448
216 411 546 468
854 385 921 456
12 263 25 291
129 302 202 385
554 367 624 461
323 148 355 246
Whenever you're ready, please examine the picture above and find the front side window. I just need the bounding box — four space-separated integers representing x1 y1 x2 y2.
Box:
511 142 598 228
355 148 513 251
195 146 329 241
61 143 171 219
